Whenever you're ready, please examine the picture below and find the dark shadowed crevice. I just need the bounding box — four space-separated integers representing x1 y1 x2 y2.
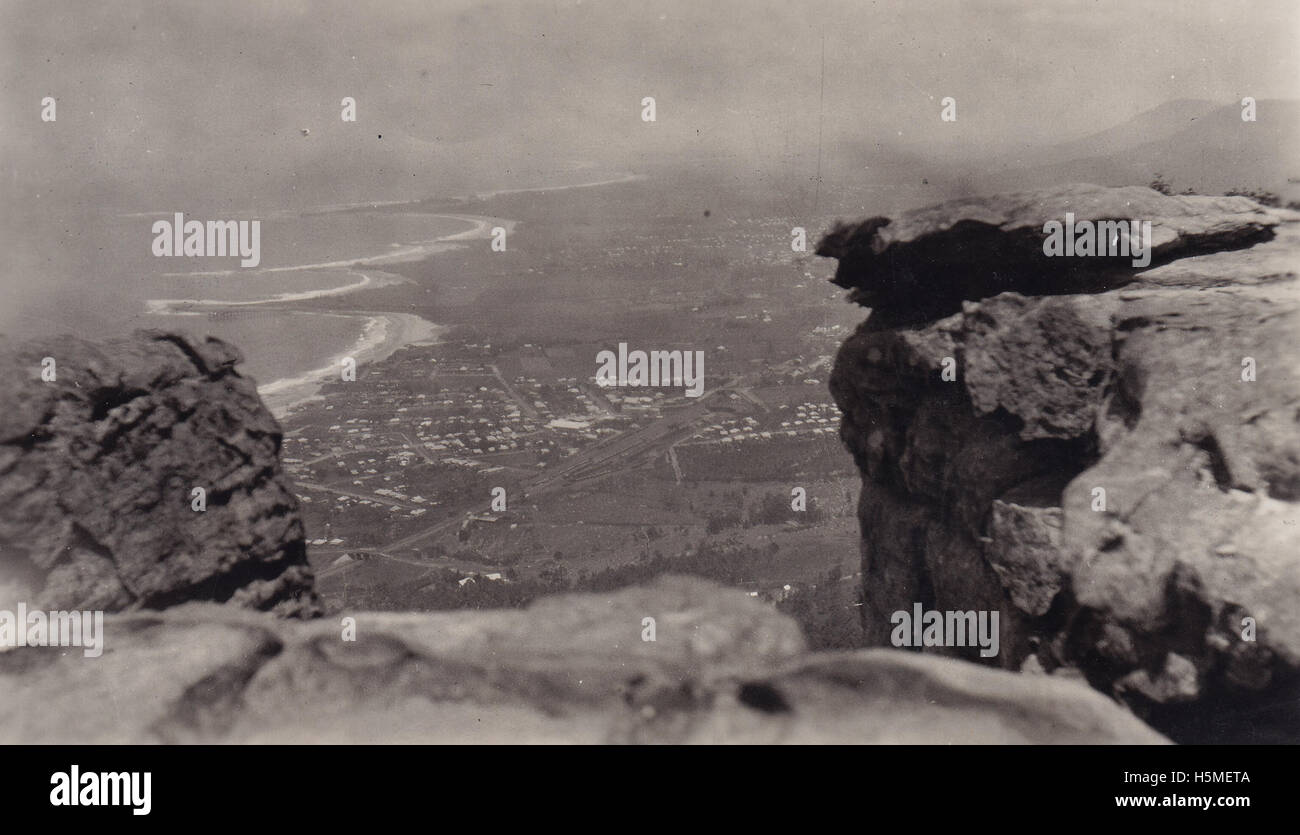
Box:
1189 433 1234 491
136 541 308 611
88 387 150 422
737 681 792 714
823 213 1276 319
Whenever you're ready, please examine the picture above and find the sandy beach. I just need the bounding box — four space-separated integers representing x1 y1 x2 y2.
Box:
145 268 393 313
139 185 579 419
468 172 645 200
141 210 511 419
144 212 512 312
258 311 442 419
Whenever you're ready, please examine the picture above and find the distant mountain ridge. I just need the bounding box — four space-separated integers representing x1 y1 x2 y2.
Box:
975 99 1300 198
1034 98 1223 165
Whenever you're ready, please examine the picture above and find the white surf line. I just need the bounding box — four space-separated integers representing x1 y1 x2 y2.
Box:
118 172 644 221
146 268 380 312
257 313 390 397
469 171 646 200
157 215 489 278
145 212 511 312
257 312 443 418
300 197 430 214
279 172 646 217
433 213 518 241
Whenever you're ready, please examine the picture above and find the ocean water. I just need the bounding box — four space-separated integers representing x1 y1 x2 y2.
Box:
2 207 472 390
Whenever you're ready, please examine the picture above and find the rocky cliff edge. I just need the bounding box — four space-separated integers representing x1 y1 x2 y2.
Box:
820 184 1299 743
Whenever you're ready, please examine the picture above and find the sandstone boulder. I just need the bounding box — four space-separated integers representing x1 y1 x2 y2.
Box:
820 185 1300 742
0 330 317 616
817 184 1282 323
0 576 1165 744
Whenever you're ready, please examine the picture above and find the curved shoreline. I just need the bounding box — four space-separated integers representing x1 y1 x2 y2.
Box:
257 312 442 419
145 212 515 314
138 171 640 418
146 268 381 313
467 172 645 201
144 211 510 418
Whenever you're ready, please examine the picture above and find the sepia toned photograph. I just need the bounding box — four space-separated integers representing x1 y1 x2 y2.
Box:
0 0 1295 808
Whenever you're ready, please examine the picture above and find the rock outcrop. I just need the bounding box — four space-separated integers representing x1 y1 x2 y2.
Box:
0 326 1169 744
0 331 317 617
0 576 1166 743
818 184 1280 324
820 184 1300 743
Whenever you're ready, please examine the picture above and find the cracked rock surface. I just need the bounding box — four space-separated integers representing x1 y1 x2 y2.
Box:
0 577 1166 744
818 184 1283 324
820 184 1300 743
0 330 318 617
0 325 1168 744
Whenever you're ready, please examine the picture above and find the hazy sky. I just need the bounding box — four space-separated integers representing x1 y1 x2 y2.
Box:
2 0 1297 209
